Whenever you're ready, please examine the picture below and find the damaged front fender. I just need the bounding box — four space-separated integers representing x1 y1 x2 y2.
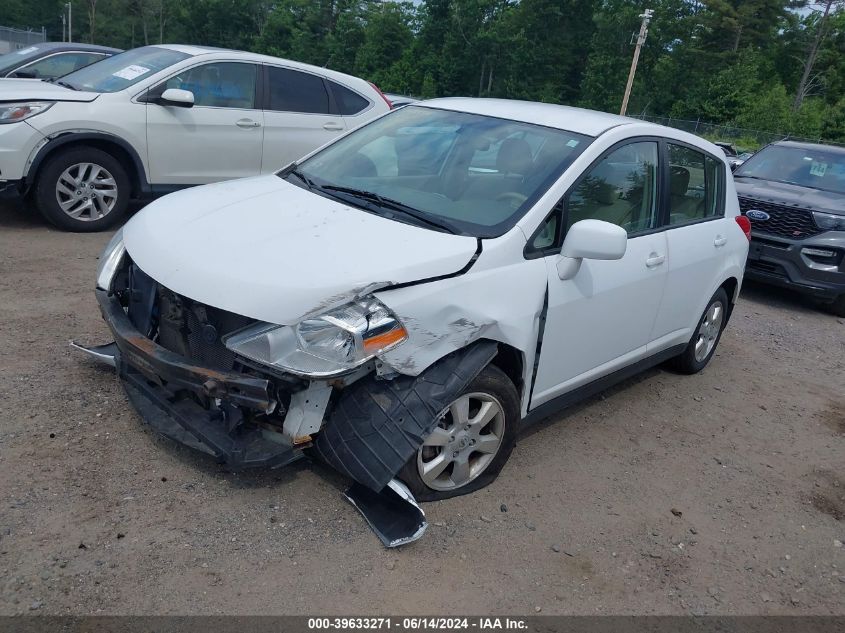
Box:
313 340 498 493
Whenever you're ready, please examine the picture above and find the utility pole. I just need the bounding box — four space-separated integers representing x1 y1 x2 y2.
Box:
61 12 66 42
66 2 73 43
620 8 653 116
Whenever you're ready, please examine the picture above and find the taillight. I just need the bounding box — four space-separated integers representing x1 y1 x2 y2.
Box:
735 215 751 241
368 81 393 109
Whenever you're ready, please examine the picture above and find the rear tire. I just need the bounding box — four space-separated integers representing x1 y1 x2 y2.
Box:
398 365 520 501
668 287 729 374
34 146 130 232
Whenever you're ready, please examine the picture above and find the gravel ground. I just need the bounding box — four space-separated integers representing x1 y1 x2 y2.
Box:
0 200 843 616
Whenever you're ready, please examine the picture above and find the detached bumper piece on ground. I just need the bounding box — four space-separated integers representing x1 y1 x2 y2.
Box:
73 278 494 547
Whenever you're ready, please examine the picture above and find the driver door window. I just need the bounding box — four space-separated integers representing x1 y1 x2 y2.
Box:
157 62 257 109
566 141 659 235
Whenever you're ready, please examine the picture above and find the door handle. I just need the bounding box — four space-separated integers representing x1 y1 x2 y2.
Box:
323 122 344 131
714 235 727 247
236 119 261 128
645 254 665 268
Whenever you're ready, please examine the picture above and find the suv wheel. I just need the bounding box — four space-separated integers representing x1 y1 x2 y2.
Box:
34 147 130 232
398 365 520 501
669 287 729 374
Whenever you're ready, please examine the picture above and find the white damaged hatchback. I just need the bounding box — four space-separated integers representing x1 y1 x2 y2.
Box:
77 98 750 545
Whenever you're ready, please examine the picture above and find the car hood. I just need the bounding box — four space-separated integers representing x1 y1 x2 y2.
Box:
123 176 479 325
0 80 99 102
734 177 845 216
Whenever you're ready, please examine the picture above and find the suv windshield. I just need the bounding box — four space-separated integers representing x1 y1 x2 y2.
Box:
294 105 591 237
0 45 46 74
57 46 190 93
736 144 845 195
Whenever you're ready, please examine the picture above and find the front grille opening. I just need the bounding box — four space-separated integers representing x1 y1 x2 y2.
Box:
739 197 823 240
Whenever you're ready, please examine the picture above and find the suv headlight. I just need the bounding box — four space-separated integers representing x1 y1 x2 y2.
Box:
225 297 408 377
96 229 125 291
812 211 845 232
0 101 54 124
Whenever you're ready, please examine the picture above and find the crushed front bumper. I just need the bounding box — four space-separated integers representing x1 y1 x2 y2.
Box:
89 288 303 470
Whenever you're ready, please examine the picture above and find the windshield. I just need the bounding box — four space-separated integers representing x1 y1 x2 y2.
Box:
295 105 591 237
736 144 845 195
57 46 190 93
0 44 46 74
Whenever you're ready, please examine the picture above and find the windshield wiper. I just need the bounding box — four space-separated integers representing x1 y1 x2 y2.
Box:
320 185 460 235
278 163 316 190
55 80 78 91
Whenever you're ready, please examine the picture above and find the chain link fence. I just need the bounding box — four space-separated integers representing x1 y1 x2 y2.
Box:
629 114 839 150
0 26 47 55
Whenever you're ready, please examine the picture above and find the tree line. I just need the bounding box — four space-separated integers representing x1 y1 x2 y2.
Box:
3 0 845 144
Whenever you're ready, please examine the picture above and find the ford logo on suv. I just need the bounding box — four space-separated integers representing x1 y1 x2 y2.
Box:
746 209 770 221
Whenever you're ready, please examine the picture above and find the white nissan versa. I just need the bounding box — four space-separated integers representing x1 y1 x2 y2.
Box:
0 45 391 231
78 99 749 534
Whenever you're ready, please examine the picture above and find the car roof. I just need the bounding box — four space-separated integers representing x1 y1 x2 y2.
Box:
772 140 845 155
153 44 374 89
31 42 122 54
416 97 649 137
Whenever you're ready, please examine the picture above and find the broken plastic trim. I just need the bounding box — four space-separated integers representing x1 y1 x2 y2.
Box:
345 479 427 548
69 341 118 367
313 340 498 492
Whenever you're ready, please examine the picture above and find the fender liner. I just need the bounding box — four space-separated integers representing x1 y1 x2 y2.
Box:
25 131 149 194
314 340 498 492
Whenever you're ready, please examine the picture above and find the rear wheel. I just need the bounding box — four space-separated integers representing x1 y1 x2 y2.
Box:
398 365 520 501
34 147 130 232
668 287 729 374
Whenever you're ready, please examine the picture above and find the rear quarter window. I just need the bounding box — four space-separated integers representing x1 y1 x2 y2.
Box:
329 81 370 115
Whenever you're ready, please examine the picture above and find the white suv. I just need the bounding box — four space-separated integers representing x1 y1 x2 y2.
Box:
79 99 749 542
0 45 391 231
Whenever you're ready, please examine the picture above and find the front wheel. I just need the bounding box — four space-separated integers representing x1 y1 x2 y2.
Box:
669 287 729 374
398 365 520 501
34 147 130 232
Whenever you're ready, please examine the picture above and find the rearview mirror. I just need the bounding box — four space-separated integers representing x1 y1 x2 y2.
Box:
160 88 194 108
556 219 627 280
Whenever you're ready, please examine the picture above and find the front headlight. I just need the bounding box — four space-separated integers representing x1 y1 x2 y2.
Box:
0 101 54 124
96 228 125 291
812 211 845 232
224 297 408 377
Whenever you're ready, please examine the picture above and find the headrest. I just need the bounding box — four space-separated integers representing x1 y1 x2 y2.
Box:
670 166 690 196
496 138 533 176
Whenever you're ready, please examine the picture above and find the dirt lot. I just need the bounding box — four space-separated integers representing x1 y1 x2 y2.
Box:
0 199 843 616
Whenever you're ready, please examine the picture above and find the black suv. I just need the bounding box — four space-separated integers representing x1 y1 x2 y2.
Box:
734 141 845 316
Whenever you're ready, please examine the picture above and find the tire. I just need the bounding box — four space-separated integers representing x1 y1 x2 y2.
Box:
668 287 729 374
34 146 130 232
398 364 520 501
825 294 845 318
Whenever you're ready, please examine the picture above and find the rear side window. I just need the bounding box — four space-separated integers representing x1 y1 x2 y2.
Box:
667 144 723 225
267 66 330 114
329 81 369 115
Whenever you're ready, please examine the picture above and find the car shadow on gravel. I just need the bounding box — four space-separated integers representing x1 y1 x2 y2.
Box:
0 199 144 232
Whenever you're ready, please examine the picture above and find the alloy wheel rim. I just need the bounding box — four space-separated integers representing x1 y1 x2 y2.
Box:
416 392 505 491
55 162 118 221
694 300 724 362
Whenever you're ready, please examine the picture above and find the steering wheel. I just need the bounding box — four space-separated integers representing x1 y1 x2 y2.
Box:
496 192 528 206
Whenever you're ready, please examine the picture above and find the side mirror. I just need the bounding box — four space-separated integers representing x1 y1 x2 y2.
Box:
730 162 738 172
556 219 627 280
159 88 194 108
